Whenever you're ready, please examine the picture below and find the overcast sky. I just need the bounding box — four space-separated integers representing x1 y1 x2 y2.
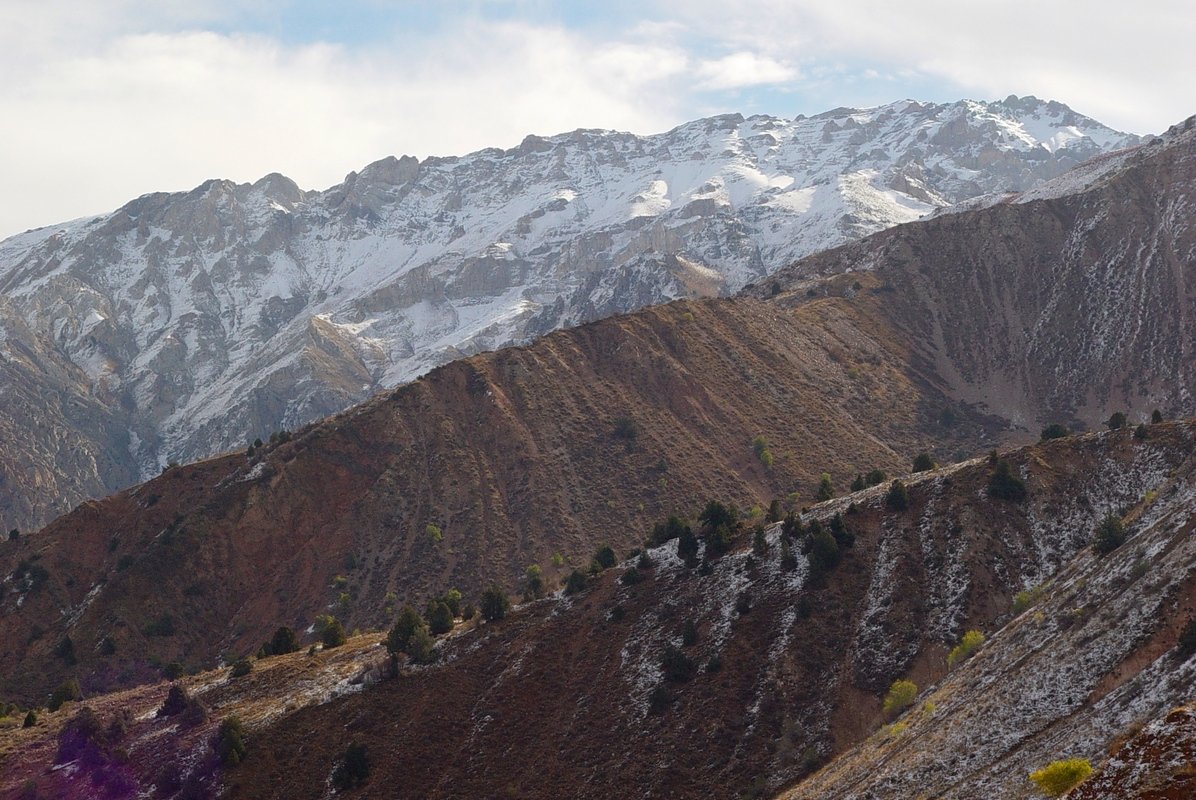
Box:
2 0 1192 239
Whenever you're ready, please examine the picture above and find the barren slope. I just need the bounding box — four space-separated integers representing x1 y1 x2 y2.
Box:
2 426 1192 799
0 288 994 705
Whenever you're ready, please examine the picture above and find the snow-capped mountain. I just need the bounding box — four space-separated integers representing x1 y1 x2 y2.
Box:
0 96 1141 529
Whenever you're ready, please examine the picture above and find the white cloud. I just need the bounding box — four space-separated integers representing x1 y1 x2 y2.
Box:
659 0 1196 135
695 52 797 90
0 16 690 237
3 1 1192 237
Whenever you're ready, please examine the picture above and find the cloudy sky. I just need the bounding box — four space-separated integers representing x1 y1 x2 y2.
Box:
2 0 1192 239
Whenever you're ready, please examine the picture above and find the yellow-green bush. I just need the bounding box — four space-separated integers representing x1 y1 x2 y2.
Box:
1028 758 1092 796
947 630 985 668
882 679 918 718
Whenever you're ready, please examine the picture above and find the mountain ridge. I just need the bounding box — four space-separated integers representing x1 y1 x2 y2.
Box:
0 95 1141 531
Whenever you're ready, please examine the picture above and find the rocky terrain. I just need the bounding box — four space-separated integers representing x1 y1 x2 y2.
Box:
0 96 1140 531
1 424 1193 799
1 109 1192 711
755 113 1196 428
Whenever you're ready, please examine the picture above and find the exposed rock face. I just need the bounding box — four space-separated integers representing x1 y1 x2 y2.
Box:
0 97 1139 531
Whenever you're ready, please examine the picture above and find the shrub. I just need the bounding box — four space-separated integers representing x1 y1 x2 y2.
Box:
681 619 698 647
1012 585 1045 615
1107 412 1127 430
1092 514 1126 555
1040 423 1069 440
612 415 638 441
678 528 700 565
780 538 797 571
53 636 77 665
648 685 672 715
386 605 427 656
591 544 617 572
816 473 834 502
480 586 510 621
882 679 918 718
144 614 176 637
704 523 733 557
947 630 985 668
987 460 1027 501
911 452 937 472
850 474 866 492
23 710 37 727
885 480 910 511
661 646 697 683
752 526 768 556
265 626 299 656
698 500 737 531
1152 408 1164 424
828 513 854 549
215 717 248 767
619 566 643 585
406 626 435 664
809 529 840 574
650 516 690 546
441 588 463 617
766 499 783 523
55 707 107 765
563 569 588 595
425 600 454 635
47 679 82 711
1177 618 1196 659
162 660 185 680
1028 758 1092 796
321 617 346 649
158 685 190 718
752 435 774 468
332 741 370 789
865 469 887 487
782 512 802 539
229 657 253 678
1134 423 1149 440
524 565 545 600
636 551 654 570
7 528 17 542
425 523 443 544
735 591 752 615
706 655 722 673
98 635 117 656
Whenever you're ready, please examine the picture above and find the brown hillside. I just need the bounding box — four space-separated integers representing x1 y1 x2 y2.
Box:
6 120 1196 709
757 120 1196 428
1 425 1192 799
0 289 994 705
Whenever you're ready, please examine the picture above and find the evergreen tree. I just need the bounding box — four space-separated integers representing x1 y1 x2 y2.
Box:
885 479 910 511
321 617 346 649
911 452 937 472
523 565 546 600
425 600 454 635
332 741 370 789
987 460 1027 501
386 605 425 656
816 472 834 501
480 585 510 621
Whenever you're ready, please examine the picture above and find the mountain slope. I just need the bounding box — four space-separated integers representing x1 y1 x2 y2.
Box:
755 114 1196 429
0 97 1140 531
2 111 1191 707
2 425 1192 800
0 290 995 705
